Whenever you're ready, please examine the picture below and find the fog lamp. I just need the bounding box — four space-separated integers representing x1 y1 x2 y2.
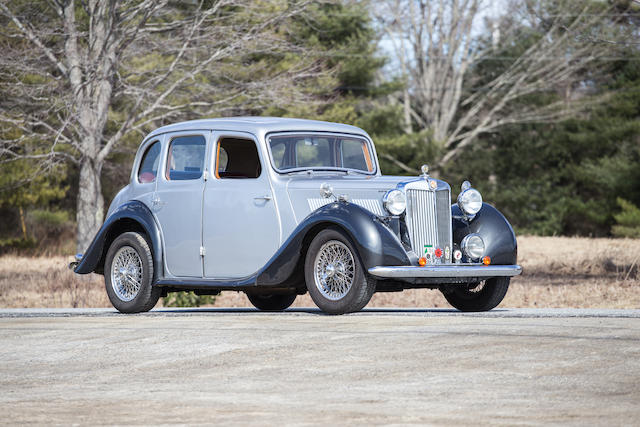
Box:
461 233 485 260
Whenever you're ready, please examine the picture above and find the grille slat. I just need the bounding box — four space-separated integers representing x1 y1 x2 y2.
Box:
406 187 452 263
436 190 451 262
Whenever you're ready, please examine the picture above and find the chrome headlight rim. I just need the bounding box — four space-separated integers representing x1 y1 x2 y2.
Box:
457 188 483 216
383 189 406 216
461 233 485 260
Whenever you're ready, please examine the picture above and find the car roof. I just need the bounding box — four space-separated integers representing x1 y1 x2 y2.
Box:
144 117 369 141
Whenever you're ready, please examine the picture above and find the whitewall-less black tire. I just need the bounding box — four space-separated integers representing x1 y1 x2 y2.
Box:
246 293 296 311
442 277 510 312
104 232 160 313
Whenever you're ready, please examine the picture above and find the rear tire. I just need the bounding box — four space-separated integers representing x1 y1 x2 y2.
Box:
442 277 510 312
104 232 160 313
246 293 296 311
304 228 376 315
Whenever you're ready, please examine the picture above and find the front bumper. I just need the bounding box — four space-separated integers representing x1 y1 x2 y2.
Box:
368 264 522 279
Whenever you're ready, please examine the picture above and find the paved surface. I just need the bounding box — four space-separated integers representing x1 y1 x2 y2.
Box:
1 308 639 425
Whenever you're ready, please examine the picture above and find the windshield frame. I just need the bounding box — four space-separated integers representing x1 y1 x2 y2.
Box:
265 131 378 175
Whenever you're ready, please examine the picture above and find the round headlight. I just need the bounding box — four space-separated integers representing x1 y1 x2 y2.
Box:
457 188 483 216
461 233 485 260
383 189 406 215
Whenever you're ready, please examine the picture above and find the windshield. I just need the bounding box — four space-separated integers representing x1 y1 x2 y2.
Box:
268 134 375 173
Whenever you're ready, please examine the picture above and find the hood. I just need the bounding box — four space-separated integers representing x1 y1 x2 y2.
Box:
283 172 440 219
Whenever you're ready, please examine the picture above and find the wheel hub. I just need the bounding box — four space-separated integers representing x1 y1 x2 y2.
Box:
324 263 336 278
110 246 143 302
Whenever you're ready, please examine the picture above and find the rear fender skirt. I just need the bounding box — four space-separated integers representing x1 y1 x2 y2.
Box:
256 201 409 286
451 203 517 265
73 201 163 275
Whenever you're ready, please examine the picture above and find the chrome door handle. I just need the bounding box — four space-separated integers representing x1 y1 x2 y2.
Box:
254 195 272 201
151 197 166 207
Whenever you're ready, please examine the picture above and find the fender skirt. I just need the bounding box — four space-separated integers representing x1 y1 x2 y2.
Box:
73 201 163 275
256 201 409 286
451 203 517 265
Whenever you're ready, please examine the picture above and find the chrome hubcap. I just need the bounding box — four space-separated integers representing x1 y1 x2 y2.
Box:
314 240 355 301
110 246 143 302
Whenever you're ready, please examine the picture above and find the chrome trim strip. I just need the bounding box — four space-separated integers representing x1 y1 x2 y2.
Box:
368 265 523 278
307 198 385 216
351 198 384 216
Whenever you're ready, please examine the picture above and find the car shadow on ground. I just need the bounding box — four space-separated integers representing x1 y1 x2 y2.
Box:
151 307 480 315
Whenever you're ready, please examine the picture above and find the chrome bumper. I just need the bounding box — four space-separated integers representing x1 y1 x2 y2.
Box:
368 264 522 279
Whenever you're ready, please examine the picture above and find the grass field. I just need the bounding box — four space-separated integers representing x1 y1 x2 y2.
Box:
0 236 638 309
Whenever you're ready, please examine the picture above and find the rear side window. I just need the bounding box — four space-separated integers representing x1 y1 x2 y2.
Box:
166 135 206 181
138 141 160 183
215 137 261 179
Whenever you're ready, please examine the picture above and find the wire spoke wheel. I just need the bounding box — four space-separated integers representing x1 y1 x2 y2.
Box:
313 240 355 301
110 246 143 302
455 280 487 299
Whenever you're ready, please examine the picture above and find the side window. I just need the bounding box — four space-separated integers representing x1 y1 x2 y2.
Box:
216 137 261 179
341 138 373 172
166 135 206 181
138 141 160 183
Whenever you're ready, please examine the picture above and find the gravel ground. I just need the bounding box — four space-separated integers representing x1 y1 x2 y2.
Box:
1 308 639 425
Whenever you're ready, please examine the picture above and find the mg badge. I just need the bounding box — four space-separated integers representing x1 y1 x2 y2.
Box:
423 244 434 263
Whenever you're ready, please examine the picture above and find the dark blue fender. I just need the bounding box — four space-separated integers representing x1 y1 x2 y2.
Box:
74 201 163 275
256 201 410 286
452 203 517 265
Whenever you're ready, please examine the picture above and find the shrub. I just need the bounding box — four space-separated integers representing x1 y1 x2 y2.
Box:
27 209 70 230
612 198 640 238
163 291 216 307
0 237 37 254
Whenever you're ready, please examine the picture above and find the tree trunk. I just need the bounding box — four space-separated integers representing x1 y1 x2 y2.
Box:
403 86 412 134
19 206 27 239
76 157 104 253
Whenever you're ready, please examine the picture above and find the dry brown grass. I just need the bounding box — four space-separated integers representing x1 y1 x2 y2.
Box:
0 256 109 308
0 236 638 309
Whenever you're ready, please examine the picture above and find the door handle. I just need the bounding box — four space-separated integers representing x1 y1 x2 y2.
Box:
254 195 272 201
151 197 166 207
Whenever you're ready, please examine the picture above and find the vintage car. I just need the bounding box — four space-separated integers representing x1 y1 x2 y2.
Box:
71 117 521 314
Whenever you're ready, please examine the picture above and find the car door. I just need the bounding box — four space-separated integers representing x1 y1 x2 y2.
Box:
153 131 210 277
202 132 280 279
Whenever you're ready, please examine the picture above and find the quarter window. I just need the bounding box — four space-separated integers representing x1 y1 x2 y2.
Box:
215 137 261 179
166 135 206 181
137 141 160 183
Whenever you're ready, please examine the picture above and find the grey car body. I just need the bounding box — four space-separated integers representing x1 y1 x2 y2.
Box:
72 117 522 313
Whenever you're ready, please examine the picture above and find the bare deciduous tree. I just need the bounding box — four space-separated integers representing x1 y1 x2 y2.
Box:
0 0 319 251
376 0 618 169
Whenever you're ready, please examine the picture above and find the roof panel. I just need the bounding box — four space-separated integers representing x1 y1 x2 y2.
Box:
144 117 368 141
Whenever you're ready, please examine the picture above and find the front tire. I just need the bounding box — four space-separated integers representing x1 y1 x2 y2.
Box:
304 228 376 315
104 232 160 313
442 277 510 312
246 293 296 311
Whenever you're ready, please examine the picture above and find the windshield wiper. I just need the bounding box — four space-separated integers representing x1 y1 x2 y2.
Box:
282 168 351 175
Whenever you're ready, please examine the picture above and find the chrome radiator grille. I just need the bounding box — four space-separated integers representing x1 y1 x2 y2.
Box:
406 188 452 263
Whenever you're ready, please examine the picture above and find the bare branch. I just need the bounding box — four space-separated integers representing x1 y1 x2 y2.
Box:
0 3 68 76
